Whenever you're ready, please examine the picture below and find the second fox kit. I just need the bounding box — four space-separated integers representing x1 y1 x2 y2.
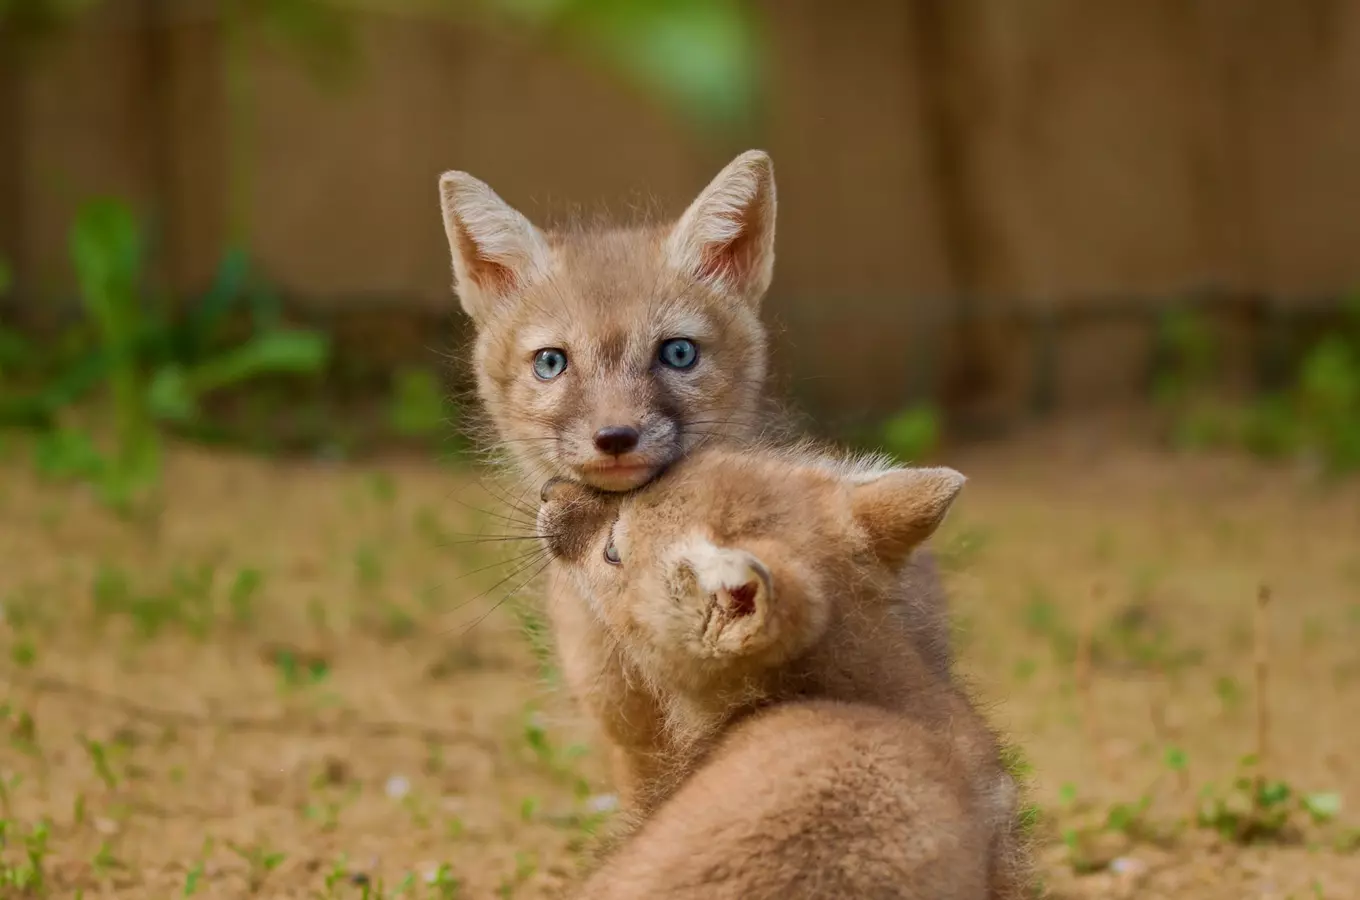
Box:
539 445 1029 898
437 151 954 805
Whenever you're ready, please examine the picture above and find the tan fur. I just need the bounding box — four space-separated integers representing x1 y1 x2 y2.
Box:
539 445 1032 899
438 151 957 810
575 701 993 900
439 152 775 493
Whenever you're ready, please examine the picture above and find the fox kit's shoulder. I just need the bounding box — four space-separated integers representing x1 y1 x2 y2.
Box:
573 700 994 900
438 152 778 491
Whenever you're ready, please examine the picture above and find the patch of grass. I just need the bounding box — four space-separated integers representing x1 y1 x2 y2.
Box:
2 200 331 512
226 839 286 893
1196 755 1343 844
2 420 1357 897
1152 301 1360 475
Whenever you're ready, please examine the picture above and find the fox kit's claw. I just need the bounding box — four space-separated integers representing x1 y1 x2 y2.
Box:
540 477 569 504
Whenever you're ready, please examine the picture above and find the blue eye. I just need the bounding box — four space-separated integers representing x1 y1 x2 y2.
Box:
658 338 699 370
603 538 622 565
532 348 568 381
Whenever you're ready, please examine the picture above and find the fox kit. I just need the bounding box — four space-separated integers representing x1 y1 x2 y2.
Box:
437 152 953 804
538 445 1030 898
573 701 994 900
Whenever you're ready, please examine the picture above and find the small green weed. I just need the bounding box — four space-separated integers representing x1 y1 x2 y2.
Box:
272 647 331 689
0 819 52 893
226 839 286 893
1196 755 1342 844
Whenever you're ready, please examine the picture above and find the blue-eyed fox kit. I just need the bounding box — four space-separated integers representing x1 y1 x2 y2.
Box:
538 445 1030 899
439 152 774 494
438 152 954 806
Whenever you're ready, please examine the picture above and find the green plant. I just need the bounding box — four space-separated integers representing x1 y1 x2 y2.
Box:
879 404 941 462
70 198 160 508
273 647 331 689
227 567 265 627
389 367 454 440
1152 300 1360 474
1195 754 1342 844
1295 331 1360 472
226 839 286 893
0 819 52 893
2 201 330 507
1152 306 1217 408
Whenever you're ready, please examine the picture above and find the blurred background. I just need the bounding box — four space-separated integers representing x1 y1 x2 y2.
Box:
4 0 1359 457
2 3 1359 898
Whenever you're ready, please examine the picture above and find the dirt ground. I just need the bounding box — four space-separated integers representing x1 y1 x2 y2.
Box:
1 418 1358 899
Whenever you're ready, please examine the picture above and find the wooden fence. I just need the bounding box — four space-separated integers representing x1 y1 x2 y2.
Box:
4 0 1360 427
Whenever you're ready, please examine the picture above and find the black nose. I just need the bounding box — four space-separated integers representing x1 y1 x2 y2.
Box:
593 425 640 456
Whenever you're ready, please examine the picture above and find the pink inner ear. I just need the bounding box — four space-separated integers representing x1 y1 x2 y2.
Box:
725 581 758 617
695 214 749 284
455 222 519 296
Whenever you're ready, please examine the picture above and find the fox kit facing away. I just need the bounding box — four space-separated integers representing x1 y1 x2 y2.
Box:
437 152 954 806
538 445 1031 899
572 701 999 900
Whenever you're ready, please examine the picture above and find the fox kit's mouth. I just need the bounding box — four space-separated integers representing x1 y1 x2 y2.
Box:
577 458 661 492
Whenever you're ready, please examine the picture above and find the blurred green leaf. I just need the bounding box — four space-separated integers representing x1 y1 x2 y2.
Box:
1302 792 1342 824
565 0 758 128
186 329 329 390
186 246 253 352
71 197 160 495
71 199 143 352
1163 746 1188 772
481 0 759 129
240 0 360 85
881 404 940 462
1257 780 1291 809
32 427 106 482
147 366 197 423
389 367 451 438
147 330 330 424
0 326 31 370
0 349 110 427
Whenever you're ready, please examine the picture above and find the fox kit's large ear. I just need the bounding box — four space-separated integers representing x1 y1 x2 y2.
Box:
665 150 777 306
678 540 779 658
850 467 966 567
438 171 552 323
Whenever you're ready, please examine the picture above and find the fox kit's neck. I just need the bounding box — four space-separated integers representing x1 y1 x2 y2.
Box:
439 152 778 491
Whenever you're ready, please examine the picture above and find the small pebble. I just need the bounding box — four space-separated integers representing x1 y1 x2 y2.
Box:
385 774 411 799
585 793 619 813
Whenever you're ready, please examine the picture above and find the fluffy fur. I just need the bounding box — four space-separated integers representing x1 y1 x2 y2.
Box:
438 151 956 810
439 152 775 493
574 701 993 899
539 445 1032 898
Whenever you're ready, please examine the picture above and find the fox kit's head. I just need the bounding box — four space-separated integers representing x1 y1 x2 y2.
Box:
438 152 776 491
536 446 965 689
